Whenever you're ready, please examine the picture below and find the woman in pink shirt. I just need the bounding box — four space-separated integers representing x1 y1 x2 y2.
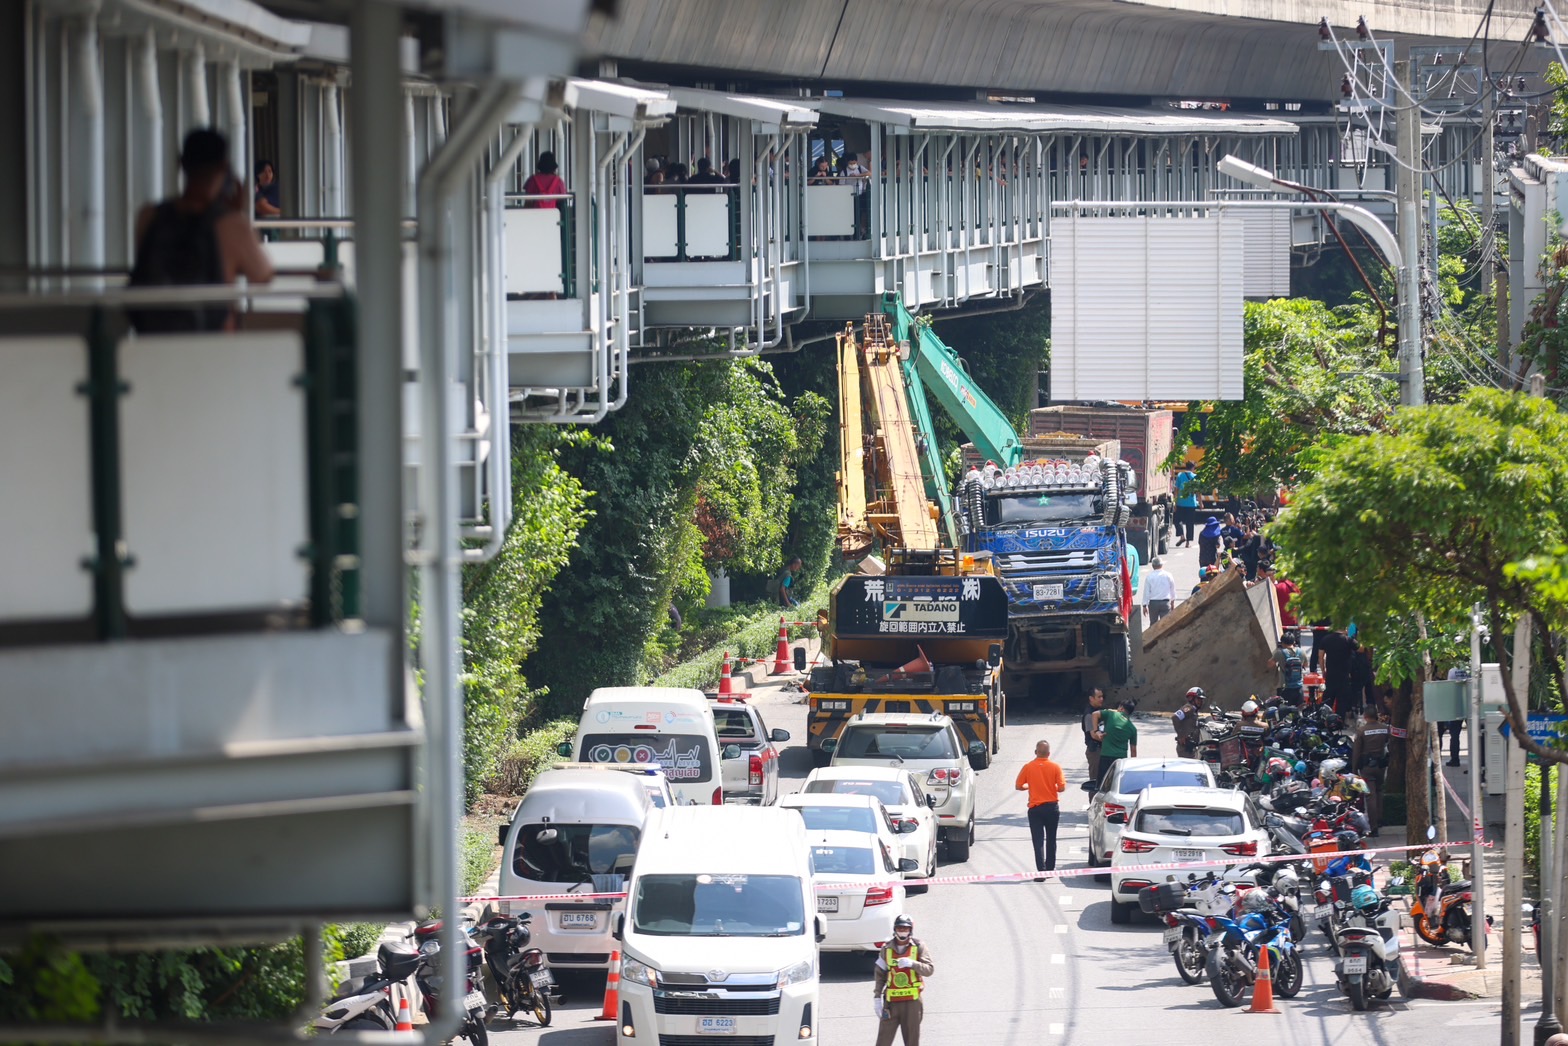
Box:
523 152 565 207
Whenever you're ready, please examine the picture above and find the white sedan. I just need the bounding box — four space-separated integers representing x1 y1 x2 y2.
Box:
1109 786 1272 924
808 829 911 953
778 792 912 881
1087 758 1215 870
801 765 939 884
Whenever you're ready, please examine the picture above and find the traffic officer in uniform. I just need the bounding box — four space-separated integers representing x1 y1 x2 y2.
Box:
1351 705 1392 836
1172 686 1206 759
873 914 933 1046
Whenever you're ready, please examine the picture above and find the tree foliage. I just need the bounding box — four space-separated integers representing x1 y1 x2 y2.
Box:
927 295 1048 442
1270 388 1568 766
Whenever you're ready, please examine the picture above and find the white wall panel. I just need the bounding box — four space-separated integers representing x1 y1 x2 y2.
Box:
1050 213 1244 402
1238 209 1292 299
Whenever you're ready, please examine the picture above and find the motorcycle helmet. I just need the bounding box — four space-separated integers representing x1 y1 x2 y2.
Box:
1335 829 1362 852
1293 760 1308 777
1320 757 1347 778
1186 686 1207 704
894 914 914 931
1351 884 1380 912
1342 774 1369 795
1272 865 1301 895
1241 698 1260 717
1241 889 1273 914
1265 756 1291 781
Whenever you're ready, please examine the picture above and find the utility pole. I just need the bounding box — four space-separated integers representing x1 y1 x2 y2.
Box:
1472 604 1489 970
1396 60 1426 407
1483 77 1496 298
1505 614 1532 1046
1540 756 1561 1045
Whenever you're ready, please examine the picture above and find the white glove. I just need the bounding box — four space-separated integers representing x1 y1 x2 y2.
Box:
873 999 885 1019
896 957 915 969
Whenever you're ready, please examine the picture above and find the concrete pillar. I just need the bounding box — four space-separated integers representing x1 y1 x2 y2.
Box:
66 16 104 269
131 31 163 216
182 43 208 129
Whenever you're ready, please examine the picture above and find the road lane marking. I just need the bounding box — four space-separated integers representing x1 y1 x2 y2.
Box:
1054 924 1068 934
1049 1023 1065 1035
1051 954 1066 965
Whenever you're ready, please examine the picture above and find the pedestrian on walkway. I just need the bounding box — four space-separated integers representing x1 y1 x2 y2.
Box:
1351 706 1392 836
1094 699 1139 789
1081 688 1105 785
1143 556 1176 625
1439 665 1466 766
1311 626 1357 716
1174 463 1199 546
1016 740 1067 877
873 914 932 1046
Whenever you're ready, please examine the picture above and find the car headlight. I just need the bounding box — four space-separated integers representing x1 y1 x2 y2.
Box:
621 956 658 987
1096 573 1119 603
776 959 815 988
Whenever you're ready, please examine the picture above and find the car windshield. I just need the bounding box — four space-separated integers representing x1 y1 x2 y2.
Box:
988 492 1101 525
712 708 758 741
810 846 877 876
579 733 714 783
632 873 805 936
805 779 907 807
514 823 640 883
1116 769 1212 795
836 726 957 761
1136 808 1245 837
789 805 879 834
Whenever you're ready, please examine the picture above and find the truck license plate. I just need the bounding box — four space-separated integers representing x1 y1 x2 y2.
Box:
1341 956 1367 974
1033 583 1064 601
559 911 598 929
817 896 839 913
699 1017 738 1035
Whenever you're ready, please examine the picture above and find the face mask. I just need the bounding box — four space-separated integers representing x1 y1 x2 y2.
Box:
895 931 911 942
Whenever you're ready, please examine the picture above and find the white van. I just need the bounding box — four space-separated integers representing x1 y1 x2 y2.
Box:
497 765 666 970
616 806 820 1045
564 687 726 807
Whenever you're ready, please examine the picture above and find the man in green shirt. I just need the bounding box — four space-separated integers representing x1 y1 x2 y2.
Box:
1093 699 1139 789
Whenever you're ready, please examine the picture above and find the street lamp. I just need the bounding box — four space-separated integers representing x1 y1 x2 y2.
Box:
1216 154 1422 406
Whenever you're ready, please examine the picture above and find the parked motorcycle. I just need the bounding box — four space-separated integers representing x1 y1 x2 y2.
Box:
1205 896 1303 1008
410 920 492 1046
1410 846 1479 950
313 941 425 1034
471 912 556 1026
1332 882 1403 1010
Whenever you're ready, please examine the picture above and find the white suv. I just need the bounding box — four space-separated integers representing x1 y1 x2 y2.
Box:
1108 786 1271 924
824 712 986 862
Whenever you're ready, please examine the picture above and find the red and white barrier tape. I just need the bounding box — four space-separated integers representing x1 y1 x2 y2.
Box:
459 837 1494 906
1437 766 1487 845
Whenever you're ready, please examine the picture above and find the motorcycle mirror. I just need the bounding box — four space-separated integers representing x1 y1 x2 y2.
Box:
1426 824 1438 841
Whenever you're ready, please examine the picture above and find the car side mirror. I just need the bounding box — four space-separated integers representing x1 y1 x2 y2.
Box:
987 644 1002 668
556 741 572 758
497 823 512 847
899 858 920 873
967 740 987 757
772 728 791 743
722 744 742 760
614 913 625 941
815 916 826 944
793 647 808 672
1106 812 1127 826
899 819 919 834
925 794 938 809
821 738 838 753
968 752 987 772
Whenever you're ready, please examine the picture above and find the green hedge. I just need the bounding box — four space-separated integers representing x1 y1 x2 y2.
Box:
483 718 579 796
651 593 825 692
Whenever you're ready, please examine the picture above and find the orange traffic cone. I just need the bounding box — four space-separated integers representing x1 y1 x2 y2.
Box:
771 617 792 674
594 950 621 1021
716 653 734 700
394 993 415 1032
1248 944 1281 1014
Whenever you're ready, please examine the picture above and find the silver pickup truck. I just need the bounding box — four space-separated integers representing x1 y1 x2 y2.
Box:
709 698 790 805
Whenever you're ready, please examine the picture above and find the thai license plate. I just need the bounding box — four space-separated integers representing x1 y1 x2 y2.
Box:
1173 849 1203 861
530 969 555 989
1033 583 1064 601
559 911 598 929
817 896 840 913
463 990 486 1014
1162 926 1181 945
1313 905 1330 921
699 1017 738 1035
1341 956 1367 974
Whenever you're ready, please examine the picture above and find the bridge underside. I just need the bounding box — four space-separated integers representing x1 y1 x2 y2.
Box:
591 0 1538 103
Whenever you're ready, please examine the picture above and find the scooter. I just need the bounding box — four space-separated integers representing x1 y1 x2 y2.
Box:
472 912 556 1026
1332 883 1403 1011
313 941 426 1034
1410 846 1479 950
410 920 492 1046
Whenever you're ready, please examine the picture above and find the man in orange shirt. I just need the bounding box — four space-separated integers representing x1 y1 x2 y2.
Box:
1015 740 1067 879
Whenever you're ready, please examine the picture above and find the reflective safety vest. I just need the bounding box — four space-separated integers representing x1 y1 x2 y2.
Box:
883 945 922 1001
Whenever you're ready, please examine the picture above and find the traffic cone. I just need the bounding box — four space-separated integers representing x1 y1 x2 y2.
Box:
771 617 791 674
594 950 621 1021
716 653 734 700
1248 944 1281 1014
394 993 414 1032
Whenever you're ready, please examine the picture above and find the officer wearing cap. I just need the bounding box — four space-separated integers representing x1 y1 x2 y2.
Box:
873 914 933 1046
1351 706 1392 836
